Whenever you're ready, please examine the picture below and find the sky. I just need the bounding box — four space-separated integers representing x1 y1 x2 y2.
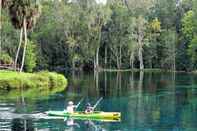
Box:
96 0 107 5
67 0 107 5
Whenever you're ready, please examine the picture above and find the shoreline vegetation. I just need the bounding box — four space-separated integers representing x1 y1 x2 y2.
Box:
0 70 68 90
1 0 197 77
1 1 197 74
98 68 197 74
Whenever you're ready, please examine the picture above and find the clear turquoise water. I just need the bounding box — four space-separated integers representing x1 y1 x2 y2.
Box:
0 71 197 130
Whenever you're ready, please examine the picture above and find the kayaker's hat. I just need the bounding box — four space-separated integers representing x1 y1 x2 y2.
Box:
86 103 91 107
68 101 73 105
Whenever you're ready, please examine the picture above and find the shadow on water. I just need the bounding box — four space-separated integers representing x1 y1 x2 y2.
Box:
0 71 197 130
11 118 34 131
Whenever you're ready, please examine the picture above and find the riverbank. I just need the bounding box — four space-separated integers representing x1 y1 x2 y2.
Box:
100 68 173 72
100 68 195 73
0 70 68 90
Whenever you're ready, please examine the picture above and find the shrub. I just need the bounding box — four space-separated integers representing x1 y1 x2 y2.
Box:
0 53 13 64
24 40 37 72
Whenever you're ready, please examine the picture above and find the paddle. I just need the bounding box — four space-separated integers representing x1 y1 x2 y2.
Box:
64 117 67 122
93 97 103 110
75 98 84 110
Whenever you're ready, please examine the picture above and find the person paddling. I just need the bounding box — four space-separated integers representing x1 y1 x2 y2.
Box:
85 97 103 114
65 99 83 114
65 101 77 114
85 103 94 114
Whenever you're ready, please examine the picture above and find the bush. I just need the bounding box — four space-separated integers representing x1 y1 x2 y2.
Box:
0 53 13 64
24 40 37 72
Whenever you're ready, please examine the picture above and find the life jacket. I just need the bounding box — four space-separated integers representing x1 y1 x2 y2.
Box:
66 105 75 113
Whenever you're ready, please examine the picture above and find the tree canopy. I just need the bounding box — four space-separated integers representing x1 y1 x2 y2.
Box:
1 0 197 72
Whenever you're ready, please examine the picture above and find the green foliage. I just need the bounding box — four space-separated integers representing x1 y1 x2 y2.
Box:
188 37 197 67
149 18 161 33
1 0 197 71
153 0 177 29
0 52 13 64
24 40 37 72
0 70 68 89
1 9 18 57
182 10 195 40
181 1 197 69
160 30 177 69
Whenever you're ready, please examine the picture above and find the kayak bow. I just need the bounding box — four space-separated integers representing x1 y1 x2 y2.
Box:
45 111 121 119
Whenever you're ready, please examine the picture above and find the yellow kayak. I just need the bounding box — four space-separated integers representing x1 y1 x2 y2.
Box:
45 111 121 119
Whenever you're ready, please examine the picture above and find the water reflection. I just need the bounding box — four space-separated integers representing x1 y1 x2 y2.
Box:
0 71 197 130
12 118 34 131
68 71 197 130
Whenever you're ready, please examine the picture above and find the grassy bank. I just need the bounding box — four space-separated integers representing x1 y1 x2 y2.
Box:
0 70 68 90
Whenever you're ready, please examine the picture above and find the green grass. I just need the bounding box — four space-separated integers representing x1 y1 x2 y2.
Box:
0 70 68 90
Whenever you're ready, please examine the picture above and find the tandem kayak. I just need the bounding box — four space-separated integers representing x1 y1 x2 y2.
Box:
45 111 121 119
72 117 121 122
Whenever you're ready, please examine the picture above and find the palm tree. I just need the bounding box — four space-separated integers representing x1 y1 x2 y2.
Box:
1 0 12 8
9 0 41 72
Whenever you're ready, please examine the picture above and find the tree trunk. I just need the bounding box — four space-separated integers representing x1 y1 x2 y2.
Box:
130 52 134 69
138 47 144 70
72 58 75 70
94 57 96 70
0 0 2 55
119 46 122 69
14 28 23 70
95 71 99 90
173 43 176 71
105 46 107 68
137 17 144 70
95 47 100 70
20 18 27 72
0 0 1 30
173 55 176 71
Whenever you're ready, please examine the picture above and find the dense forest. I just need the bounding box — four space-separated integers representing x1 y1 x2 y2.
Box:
1 0 197 72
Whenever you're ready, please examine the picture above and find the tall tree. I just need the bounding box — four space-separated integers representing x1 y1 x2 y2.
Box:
88 4 112 70
107 2 133 69
181 0 197 69
9 0 41 72
125 0 154 70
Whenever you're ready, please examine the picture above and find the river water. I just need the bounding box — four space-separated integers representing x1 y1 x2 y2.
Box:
0 71 197 131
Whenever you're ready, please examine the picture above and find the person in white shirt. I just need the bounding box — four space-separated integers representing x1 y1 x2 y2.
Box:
65 101 77 113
